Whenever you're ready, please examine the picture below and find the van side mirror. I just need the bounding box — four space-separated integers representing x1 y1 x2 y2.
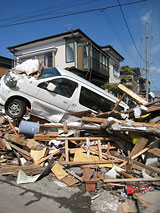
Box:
47 83 56 92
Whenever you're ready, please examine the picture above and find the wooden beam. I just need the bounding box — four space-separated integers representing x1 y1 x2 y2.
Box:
113 92 126 111
126 138 148 170
148 148 160 157
34 149 61 165
82 117 160 128
4 134 27 146
0 165 42 176
9 143 30 157
60 160 121 165
119 138 160 168
7 118 19 138
107 142 110 157
97 140 102 160
56 136 110 141
116 169 134 178
65 140 69 161
118 84 148 105
103 177 160 183
63 121 68 133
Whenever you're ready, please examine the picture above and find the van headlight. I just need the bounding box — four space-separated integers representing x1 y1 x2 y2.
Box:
4 72 17 88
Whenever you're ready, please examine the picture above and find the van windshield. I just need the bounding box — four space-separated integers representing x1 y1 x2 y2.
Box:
39 68 61 79
79 86 123 112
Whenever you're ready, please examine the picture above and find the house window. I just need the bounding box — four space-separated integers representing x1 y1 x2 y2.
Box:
66 42 74 63
44 52 53 67
19 56 35 64
83 45 88 69
113 65 120 77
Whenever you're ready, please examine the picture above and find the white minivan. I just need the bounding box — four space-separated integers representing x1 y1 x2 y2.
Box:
0 67 128 123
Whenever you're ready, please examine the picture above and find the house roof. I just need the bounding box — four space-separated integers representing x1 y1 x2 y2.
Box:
101 45 124 61
7 29 124 60
8 29 100 51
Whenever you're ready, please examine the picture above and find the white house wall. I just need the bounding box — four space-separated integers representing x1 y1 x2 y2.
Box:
108 57 120 84
14 39 75 69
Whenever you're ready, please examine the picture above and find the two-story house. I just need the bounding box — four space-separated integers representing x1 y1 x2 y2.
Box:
8 29 123 87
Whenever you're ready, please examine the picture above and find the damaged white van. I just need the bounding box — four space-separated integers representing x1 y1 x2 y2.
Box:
0 67 128 123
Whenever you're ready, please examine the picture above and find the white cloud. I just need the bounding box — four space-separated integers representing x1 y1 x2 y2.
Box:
150 66 156 72
150 66 160 73
141 11 151 22
151 43 160 54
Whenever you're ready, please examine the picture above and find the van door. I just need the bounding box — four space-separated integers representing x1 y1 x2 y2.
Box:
34 77 78 122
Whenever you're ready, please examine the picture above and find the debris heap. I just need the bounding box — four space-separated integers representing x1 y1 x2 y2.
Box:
0 84 160 212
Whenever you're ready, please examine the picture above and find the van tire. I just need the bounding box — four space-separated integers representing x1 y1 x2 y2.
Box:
5 99 26 119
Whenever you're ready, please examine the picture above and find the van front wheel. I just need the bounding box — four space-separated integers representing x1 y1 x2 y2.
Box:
5 99 26 119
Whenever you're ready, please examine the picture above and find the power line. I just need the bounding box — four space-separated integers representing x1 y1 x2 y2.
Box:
102 10 138 64
0 0 147 28
117 0 146 62
0 0 99 24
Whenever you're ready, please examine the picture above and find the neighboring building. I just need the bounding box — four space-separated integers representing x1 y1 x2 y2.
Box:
0 56 13 77
120 66 150 97
8 29 124 87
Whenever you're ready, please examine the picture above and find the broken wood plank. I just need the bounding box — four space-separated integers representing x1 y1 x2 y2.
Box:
118 84 148 105
65 169 84 182
103 177 160 183
82 117 160 128
56 136 110 141
62 176 79 186
107 142 110 157
119 138 160 168
4 134 27 146
113 92 126 111
0 164 42 176
148 148 160 158
6 117 19 138
9 143 31 157
116 169 134 178
97 140 102 160
126 138 148 170
130 138 148 157
34 149 62 165
51 162 68 180
34 132 59 141
65 140 69 161
63 121 68 133
115 154 160 175
60 160 121 165
30 147 47 163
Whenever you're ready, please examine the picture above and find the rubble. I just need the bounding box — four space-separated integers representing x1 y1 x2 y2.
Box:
0 83 160 212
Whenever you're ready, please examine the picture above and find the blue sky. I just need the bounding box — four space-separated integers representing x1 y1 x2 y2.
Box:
0 0 160 91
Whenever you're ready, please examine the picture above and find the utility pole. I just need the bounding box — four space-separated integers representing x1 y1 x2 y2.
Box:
146 22 149 102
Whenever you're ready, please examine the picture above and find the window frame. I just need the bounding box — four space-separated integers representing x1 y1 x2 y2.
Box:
38 77 78 98
65 41 75 63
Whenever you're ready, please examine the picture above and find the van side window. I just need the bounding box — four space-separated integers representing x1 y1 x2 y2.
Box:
79 86 116 112
38 78 78 98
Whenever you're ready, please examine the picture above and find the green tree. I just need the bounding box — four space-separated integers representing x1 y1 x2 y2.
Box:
101 65 137 97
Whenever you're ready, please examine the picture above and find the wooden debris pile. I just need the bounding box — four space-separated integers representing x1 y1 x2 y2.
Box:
0 85 160 212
